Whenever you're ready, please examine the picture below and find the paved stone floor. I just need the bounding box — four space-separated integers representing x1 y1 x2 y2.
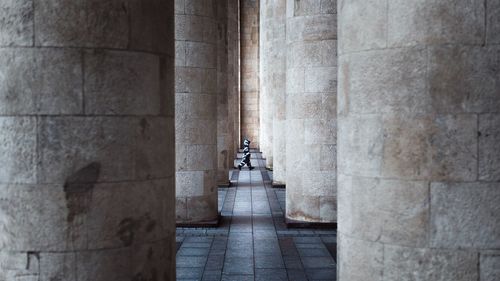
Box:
176 153 337 281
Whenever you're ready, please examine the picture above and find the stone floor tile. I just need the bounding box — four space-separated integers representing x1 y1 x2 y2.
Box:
177 267 204 279
176 256 208 268
223 256 254 275
255 268 288 280
301 256 336 269
221 274 254 281
287 269 308 281
178 247 211 256
255 255 285 269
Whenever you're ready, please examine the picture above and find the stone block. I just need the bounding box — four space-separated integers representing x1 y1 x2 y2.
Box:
185 0 216 17
428 45 500 114
320 144 336 171
35 0 129 48
387 0 485 47
86 180 166 249
487 0 500 44
186 195 218 221
286 192 320 221
430 182 500 248
176 144 217 171
129 0 173 55
185 42 217 68
0 251 39 280
0 184 86 251
481 252 500 281
176 171 205 197
135 117 174 179
304 119 336 145
0 117 37 184
76 247 132 281
304 67 337 93
479 114 500 181
40 252 77 281
176 118 217 145
0 48 83 115
175 93 217 121
340 48 429 116
337 114 384 177
287 40 337 68
381 114 477 181
292 0 323 16
319 196 337 222
340 176 429 247
287 92 322 119
337 234 383 281
384 245 478 281
84 50 162 115
37 117 137 183
285 67 305 94
338 0 387 53
287 15 336 43
301 171 336 197
0 0 33 46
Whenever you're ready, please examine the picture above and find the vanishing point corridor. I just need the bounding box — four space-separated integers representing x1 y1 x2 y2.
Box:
176 153 337 281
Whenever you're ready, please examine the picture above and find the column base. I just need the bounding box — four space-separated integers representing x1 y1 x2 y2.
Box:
176 213 221 228
218 181 232 187
285 217 337 229
272 181 286 188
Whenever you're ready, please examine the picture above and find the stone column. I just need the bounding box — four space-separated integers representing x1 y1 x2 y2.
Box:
0 1 175 280
260 0 287 183
285 0 337 223
240 0 260 149
338 1 500 280
216 0 232 187
175 0 219 224
260 0 286 170
228 0 241 163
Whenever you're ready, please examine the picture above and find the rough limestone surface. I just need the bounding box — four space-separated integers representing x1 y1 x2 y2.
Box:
241 0 260 149
216 0 239 186
338 0 500 280
285 0 337 223
228 0 241 161
175 0 219 224
260 0 286 171
0 0 176 280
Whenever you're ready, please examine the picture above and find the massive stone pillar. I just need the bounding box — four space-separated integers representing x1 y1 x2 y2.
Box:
285 0 337 223
0 1 175 280
216 0 231 186
240 0 260 149
260 0 286 170
228 0 241 160
338 1 500 280
260 0 287 182
175 0 219 224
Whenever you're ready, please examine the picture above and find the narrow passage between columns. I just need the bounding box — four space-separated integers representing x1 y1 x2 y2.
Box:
176 152 337 281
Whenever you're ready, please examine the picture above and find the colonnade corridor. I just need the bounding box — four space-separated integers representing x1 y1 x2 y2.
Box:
176 152 337 281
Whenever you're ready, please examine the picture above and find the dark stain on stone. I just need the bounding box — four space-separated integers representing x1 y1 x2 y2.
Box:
140 118 149 135
147 247 153 260
132 269 157 281
64 162 101 223
117 218 141 247
478 131 482 137
117 213 156 246
146 220 156 233
26 251 39 271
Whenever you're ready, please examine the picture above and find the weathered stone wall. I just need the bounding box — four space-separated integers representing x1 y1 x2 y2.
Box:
285 0 337 223
0 1 176 280
175 0 218 223
260 0 286 170
338 1 500 280
260 0 287 181
240 0 260 148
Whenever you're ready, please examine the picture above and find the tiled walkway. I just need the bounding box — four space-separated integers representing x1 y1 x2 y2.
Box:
176 153 337 281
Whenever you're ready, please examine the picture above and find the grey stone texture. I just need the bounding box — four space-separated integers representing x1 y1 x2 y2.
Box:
338 0 500 280
216 0 240 186
175 0 219 223
0 0 176 280
260 0 286 171
241 0 260 149
285 0 337 223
